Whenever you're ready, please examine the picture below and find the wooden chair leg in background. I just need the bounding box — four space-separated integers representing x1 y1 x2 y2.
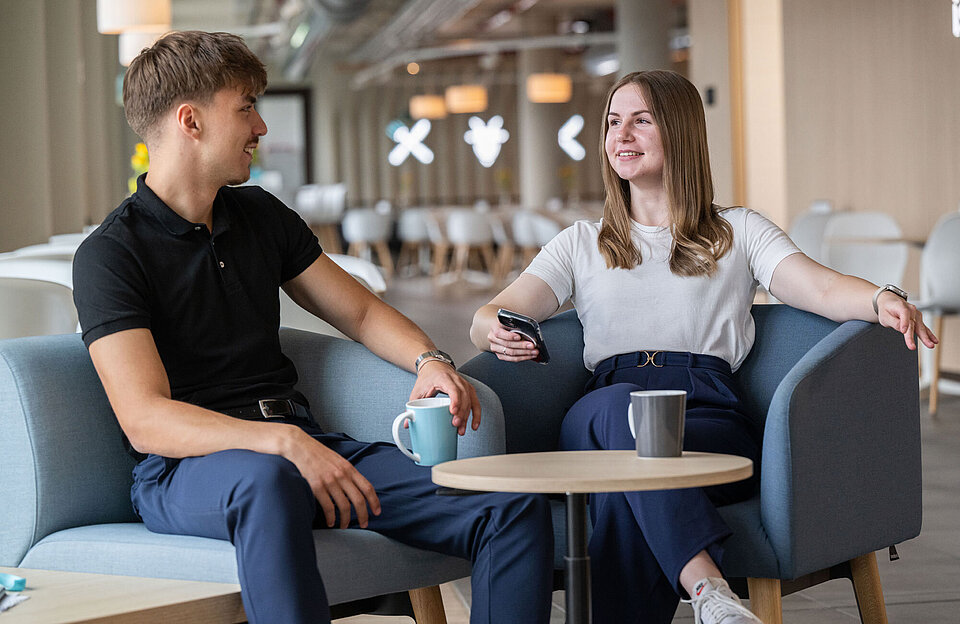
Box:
373 241 394 279
930 315 944 416
747 577 783 624
850 552 889 624
409 585 448 624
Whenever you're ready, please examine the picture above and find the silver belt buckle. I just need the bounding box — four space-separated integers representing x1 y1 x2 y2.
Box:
258 399 292 420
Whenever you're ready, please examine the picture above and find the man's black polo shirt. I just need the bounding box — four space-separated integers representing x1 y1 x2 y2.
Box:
73 174 322 413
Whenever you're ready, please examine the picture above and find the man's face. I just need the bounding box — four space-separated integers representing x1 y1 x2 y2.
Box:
199 87 268 186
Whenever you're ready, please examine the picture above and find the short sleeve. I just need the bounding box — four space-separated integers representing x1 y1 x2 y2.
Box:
741 209 802 289
73 233 153 347
269 193 322 283
523 224 578 307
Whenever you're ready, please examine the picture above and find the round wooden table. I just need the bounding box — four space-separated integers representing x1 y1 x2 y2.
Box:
432 450 753 624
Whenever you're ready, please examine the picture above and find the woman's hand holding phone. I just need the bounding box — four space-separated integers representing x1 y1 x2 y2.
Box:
490 308 550 363
488 323 541 362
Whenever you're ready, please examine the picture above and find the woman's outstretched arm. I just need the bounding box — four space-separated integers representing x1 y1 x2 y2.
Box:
769 252 937 350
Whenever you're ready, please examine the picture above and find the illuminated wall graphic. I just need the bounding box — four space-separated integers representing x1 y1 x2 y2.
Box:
464 115 510 168
558 115 586 161
388 119 434 166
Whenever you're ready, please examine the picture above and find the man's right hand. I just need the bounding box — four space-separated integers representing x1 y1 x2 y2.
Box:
283 427 381 529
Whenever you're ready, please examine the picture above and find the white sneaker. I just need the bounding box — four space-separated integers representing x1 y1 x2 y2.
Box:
683 577 764 624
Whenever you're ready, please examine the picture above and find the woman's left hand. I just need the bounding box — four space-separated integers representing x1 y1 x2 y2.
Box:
877 291 938 350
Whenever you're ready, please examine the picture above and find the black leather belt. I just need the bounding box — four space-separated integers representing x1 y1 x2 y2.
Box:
222 399 300 421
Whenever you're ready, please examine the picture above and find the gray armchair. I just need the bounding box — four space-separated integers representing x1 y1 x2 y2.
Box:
0 328 505 622
460 304 921 624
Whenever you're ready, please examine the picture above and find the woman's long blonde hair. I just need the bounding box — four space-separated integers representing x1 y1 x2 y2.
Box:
597 70 732 276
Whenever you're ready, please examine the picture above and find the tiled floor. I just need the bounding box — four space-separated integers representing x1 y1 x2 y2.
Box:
337 275 960 623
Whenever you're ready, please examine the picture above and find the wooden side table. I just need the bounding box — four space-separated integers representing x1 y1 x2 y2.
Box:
0 566 243 623
433 450 753 624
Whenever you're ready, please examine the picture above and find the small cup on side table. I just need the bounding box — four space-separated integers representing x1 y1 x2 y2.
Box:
627 390 686 457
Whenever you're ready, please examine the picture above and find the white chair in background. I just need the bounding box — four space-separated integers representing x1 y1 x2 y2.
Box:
441 209 496 286
0 258 74 288
295 183 346 254
0 277 78 339
279 254 385 339
917 212 960 415
396 208 433 276
341 208 394 279
48 232 91 247
788 201 837 264
1 243 80 262
821 212 908 287
511 211 562 270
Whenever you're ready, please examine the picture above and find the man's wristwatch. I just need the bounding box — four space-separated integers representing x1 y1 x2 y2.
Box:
415 350 455 373
872 284 908 315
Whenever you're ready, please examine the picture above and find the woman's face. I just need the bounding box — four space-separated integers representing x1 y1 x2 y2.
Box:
604 84 664 185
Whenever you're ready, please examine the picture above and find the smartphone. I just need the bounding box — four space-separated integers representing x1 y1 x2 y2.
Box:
496 308 550 364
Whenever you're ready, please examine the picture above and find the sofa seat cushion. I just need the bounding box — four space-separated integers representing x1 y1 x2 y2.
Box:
19 523 471 604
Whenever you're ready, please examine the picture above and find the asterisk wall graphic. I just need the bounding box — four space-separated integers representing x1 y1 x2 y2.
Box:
388 119 434 166
464 115 509 168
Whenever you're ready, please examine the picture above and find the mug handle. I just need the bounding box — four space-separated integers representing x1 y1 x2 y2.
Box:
392 411 420 463
627 403 636 439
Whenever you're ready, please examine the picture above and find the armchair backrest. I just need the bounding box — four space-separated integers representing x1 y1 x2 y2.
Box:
459 305 844 451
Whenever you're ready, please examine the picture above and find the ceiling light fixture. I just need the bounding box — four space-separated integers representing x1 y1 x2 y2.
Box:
119 30 164 66
409 95 447 119
407 62 421 75
445 85 488 114
527 73 572 104
97 0 171 34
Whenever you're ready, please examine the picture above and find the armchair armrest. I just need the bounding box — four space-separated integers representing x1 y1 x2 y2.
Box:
0 334 138 567
280 328 505 458
760 321 921 578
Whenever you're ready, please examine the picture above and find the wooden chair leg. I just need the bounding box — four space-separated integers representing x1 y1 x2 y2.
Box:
850 552 889 624
409 585 448 624
374 241 394 279
431 243 449 277
479 243 496 274
930 315 944 416
453 244 470 276
747 577 783 624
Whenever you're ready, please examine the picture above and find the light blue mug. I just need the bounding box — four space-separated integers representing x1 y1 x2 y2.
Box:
391 397 458 466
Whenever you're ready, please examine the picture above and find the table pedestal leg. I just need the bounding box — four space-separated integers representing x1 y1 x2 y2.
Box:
565 492 591 624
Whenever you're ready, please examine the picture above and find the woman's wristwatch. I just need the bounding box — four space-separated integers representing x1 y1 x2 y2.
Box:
872 284 908 315
415 350 455 372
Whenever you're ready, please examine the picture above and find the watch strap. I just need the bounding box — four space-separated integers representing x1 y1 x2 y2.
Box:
872 284 907 315
415 350 454 372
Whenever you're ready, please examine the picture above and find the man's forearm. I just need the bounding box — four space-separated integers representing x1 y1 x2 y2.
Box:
350 298 440 372
122 397 302 459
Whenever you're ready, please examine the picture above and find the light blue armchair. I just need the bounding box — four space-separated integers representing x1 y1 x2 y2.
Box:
459 304 922 624
0 328 506 622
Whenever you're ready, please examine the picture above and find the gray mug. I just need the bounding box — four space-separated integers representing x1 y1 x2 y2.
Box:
627 390 686 457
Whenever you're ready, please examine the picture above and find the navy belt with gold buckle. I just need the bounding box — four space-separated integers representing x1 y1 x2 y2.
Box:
594 350 732 376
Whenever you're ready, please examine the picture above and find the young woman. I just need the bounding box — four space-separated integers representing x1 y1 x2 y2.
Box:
470 70 936 624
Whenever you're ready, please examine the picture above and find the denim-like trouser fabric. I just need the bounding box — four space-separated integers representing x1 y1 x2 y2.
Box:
130 409 553 624
559 358 761 624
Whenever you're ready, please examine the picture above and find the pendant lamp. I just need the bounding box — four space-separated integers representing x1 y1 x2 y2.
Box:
97 0 171 34
445 85 488 114
526 73 572 104
409 95 447 119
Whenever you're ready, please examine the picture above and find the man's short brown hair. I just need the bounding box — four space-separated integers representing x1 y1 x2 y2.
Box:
123 31 268 140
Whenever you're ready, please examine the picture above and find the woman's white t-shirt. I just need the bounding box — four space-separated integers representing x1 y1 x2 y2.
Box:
524 207 801 372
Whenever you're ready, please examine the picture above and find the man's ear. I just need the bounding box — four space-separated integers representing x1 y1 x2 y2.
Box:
175 102 201 139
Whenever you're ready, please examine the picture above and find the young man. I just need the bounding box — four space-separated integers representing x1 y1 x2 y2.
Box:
73 31 553 624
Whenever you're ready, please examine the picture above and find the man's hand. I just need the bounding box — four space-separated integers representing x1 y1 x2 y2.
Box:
410 361 481 435
283 428 381 529
877 291 938 351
